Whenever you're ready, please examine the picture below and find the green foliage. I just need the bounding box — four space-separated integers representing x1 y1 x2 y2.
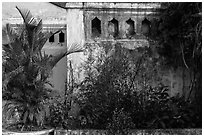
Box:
2 6 83 130
48 95 80 129
150 2 202 113
77 43 161 129
48 96 67 128
2 7 55 128
154 3 201 69
77 42 201 130
106 108 135 135
167 96 202 128
130 85 170 129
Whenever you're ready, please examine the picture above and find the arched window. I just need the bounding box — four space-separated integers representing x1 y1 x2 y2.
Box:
91 17 101 38
108 18 119 38
125 18 135 38
49 34 54 42
59 31 65 43
141 18 151 35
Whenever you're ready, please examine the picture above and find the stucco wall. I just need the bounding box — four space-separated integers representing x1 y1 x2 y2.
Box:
2 2 192 98
65 2 192 99
66 8 85 83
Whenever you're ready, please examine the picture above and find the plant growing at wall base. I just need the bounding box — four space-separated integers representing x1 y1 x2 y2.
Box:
106 108 135 135
77 43 162 129
2 6 83 131
151 3 202 102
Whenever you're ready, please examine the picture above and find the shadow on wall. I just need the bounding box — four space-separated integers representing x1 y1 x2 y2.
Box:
42 47 67 94
160 67 191 99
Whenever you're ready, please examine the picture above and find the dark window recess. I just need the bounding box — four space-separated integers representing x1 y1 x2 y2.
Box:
142 18 151 35
108 18 119 38
91 17 101 38
59 31 65 43
49 34 54 42
126 18 135 38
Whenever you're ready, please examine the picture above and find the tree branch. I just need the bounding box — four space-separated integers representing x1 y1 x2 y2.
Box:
179 42 189 69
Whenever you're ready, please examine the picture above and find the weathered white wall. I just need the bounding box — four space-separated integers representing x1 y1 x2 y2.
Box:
2 2 192 98
66 8 85 83
161 67 192 99
65 2 192 100
42 46 67 94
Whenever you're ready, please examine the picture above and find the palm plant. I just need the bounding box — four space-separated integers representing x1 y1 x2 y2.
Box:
2 6 83 130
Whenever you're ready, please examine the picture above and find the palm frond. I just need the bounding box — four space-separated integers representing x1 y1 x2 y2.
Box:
49 50 67 69
16 6 37 27
2 24 18 44
3 6 84 128
49 43 84 69
3 101 23 120
34 19 43 35
67 42 84 55
32 25 66 56
3 66 24 90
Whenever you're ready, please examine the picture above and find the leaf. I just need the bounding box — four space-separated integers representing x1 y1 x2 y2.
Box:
33 25 66 54
3 66 24 90
35 114 40 126
3 102 17 120
67 43 84 55
29 113 34 121
37 110 44 126
23 111 28 124
44 81 54 88
44 105 50 117
16 6 37 27
34 19 43 36
49 43 84 69
159 120 166 128
11 92 23 99
2 24 18 44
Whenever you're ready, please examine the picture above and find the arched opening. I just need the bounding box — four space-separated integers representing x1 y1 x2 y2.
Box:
142 18 151 35
91 17 101 38
59 31 65 43
49 34 54 42
125 18 135 38
108 18 119 38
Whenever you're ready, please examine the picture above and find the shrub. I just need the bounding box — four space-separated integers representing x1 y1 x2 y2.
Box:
106 108 135 135
2 6 83 131
77 42 201 130
48 96 66 128
77 42 162 129
48 95 81 130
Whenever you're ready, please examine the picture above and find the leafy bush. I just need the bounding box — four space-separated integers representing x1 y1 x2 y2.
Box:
2 6 83 131
130 84 170 129
131 86 202 129
106 108 135 135
48 96 67 128
77 42 201 130
2 6 58 129
77 43 162 129
48 95 81 130
166 96 202 128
